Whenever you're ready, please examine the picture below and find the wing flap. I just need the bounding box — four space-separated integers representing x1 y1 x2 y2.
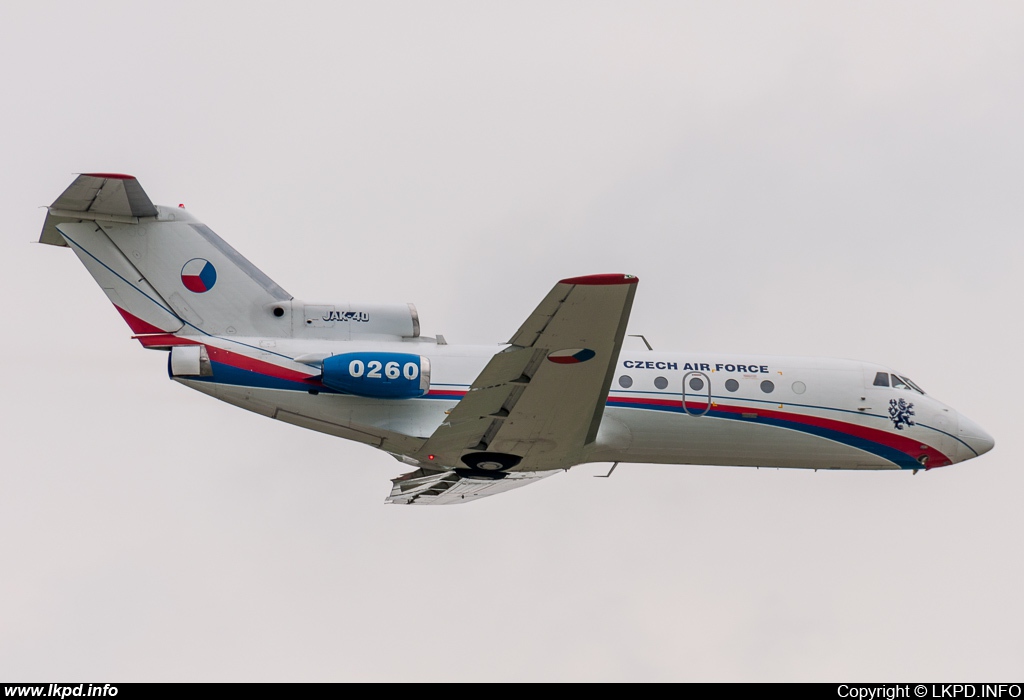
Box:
507 284 570 347
442 384 514 424
472 347 542 387
427 416 499 452
387 467 560 505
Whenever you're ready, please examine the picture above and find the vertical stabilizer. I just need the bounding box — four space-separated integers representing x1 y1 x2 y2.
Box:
42 174 293 339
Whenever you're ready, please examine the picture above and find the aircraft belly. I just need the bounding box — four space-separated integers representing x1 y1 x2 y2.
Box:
602 406 898 470
179 377 278 417
177 378 448 454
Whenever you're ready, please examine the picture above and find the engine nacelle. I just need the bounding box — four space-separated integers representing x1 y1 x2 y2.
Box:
321 352 431 399
300 302 420 338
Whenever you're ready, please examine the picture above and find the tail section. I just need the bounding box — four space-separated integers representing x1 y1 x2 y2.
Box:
41 174 292 340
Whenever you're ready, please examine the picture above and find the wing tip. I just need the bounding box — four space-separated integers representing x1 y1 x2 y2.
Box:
559 273 638 286
80 172 136 180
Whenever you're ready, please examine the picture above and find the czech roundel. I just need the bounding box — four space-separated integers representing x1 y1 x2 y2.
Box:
547 348 596 364
181 258 217 293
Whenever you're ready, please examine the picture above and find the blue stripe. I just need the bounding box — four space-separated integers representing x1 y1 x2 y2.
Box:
185 361 335 393
607 399 921 469
609 389 977 457
733 411 919 468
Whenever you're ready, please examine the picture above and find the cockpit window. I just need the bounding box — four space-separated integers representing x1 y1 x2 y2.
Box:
898 375 925 394
891 374 925 394
875 371 925 394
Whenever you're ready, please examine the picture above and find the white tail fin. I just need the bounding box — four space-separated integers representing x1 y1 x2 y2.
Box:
41 174 292 339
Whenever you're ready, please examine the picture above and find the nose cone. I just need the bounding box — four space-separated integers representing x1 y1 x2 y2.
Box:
957 414 995 461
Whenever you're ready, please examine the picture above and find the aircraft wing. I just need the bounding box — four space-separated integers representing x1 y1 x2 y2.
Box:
411 274 638 480
387 467 560 505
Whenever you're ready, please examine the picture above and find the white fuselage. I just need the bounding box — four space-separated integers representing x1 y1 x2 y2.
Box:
173 335 992 472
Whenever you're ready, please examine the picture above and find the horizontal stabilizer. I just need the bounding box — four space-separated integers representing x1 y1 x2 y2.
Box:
40 174 157 246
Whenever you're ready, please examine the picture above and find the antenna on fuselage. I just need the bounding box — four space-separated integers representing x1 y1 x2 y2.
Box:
595 462 619 478
628 334 654 351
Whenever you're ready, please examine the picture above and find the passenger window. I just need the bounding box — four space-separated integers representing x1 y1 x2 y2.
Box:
689 377 705 391
654 376 668 390
760 380 775 394
618 375 633 388
725 379 739 392
873 372 890 387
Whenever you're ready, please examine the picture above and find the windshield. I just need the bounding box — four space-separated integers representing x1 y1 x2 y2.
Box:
874 371 925 394
892 374 925 394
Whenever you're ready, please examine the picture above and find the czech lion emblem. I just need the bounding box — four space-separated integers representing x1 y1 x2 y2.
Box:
888 398 915 430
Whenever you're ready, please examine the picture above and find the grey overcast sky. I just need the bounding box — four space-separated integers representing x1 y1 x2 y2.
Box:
1 1 1022 681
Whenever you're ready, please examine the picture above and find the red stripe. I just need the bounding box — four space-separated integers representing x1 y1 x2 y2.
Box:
610 396 952 468
559 274 638 286
428 389 467 398
133 334 317 383
114 305 174 335
202 345 316 383
111 307 317 383
707 403 951 467
610 396 680 408
83 172 135 180
136 334 194 348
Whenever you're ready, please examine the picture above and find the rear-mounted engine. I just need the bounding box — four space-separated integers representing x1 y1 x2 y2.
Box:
299 302 420 338
321 352 430 399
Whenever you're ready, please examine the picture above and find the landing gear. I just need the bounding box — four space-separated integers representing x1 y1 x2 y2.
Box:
458 451 522 478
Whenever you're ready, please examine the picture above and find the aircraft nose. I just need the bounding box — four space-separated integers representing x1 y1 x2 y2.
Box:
957 413 995 461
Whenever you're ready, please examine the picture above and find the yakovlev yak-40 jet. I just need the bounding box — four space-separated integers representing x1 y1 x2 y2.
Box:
40 174 995 504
